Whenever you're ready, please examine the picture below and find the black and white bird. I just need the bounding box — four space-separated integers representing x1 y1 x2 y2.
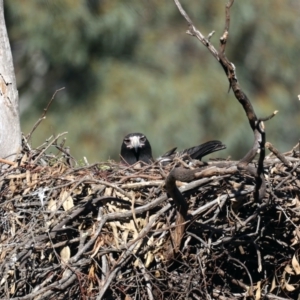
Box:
120 133 154 165
120 132 226 165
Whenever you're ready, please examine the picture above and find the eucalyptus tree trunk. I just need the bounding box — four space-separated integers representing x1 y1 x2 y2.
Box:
0 0 21 161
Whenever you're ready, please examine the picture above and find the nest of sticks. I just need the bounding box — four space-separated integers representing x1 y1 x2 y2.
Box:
1 2 299 299
1 138 300 300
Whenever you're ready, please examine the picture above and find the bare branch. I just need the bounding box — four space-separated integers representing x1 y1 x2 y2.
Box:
26 87 65 141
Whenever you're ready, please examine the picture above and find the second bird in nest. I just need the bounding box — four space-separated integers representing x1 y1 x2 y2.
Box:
120 132 226 166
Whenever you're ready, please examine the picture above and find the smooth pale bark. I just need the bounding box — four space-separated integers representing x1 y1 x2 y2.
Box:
0 0 21 161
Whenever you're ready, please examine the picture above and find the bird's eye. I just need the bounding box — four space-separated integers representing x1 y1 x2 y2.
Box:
140 136 146 142
124 138 130 144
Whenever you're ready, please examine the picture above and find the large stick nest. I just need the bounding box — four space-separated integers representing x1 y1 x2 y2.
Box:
1 1 299 299
1 141 300 299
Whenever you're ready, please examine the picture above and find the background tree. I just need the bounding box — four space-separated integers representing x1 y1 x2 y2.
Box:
0 0 20 161
4 0 300 162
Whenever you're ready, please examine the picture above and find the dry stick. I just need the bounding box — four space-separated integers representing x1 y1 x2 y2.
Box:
26 87 65 141
94 179 135 200
237 120 266 201
213 290 246 300
265 142 293 167
227 254 254 296
120 180 164 189
32 132 68 164
208 157 299 168
219 2 267 202
39 194 171 252
0 157 15 166
159 168 232 254
166 0 266 268
264 294 291 300
101 254 108 282
96 204 170 300
252 239 262 273
216 268 250 294
55 145 76 167
194 165 238 178
274 161 300 190
173 0 219 60
138 259 154 300
119 174 161 184
201 197 227 223
70 197 172 264
48 176 90 221
10 267 77 300
35 237 81 250
36 265 86 300
174 0 276 202
288 141 300 156
165 168 190 255
131 191 139 233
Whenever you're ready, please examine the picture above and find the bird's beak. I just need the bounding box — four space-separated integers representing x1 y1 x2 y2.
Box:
130 136 140 153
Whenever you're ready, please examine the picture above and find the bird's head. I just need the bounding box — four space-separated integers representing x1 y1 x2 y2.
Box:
120 133 153 165
123 133 147 153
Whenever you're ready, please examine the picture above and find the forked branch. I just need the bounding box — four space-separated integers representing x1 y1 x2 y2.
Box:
173 0 276 201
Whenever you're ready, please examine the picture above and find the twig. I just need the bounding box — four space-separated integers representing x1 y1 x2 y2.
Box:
32 132 68 164
96 205 170 299
0 157 15 166
265 142 293 167
228 254 253 296
26 87 65 141
174 0 271 202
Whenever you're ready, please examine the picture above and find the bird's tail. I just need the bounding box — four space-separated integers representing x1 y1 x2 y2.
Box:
181 140 226 160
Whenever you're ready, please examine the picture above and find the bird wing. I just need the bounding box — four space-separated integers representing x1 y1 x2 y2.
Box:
160 147 177 157
156 147 177 165
179 140 226 160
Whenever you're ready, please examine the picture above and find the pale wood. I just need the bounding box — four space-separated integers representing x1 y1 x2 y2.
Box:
0 0 21 161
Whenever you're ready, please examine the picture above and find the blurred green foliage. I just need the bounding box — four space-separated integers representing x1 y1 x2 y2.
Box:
4 0 300 162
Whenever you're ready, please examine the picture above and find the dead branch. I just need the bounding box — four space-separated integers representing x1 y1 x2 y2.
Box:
26 87 65 141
